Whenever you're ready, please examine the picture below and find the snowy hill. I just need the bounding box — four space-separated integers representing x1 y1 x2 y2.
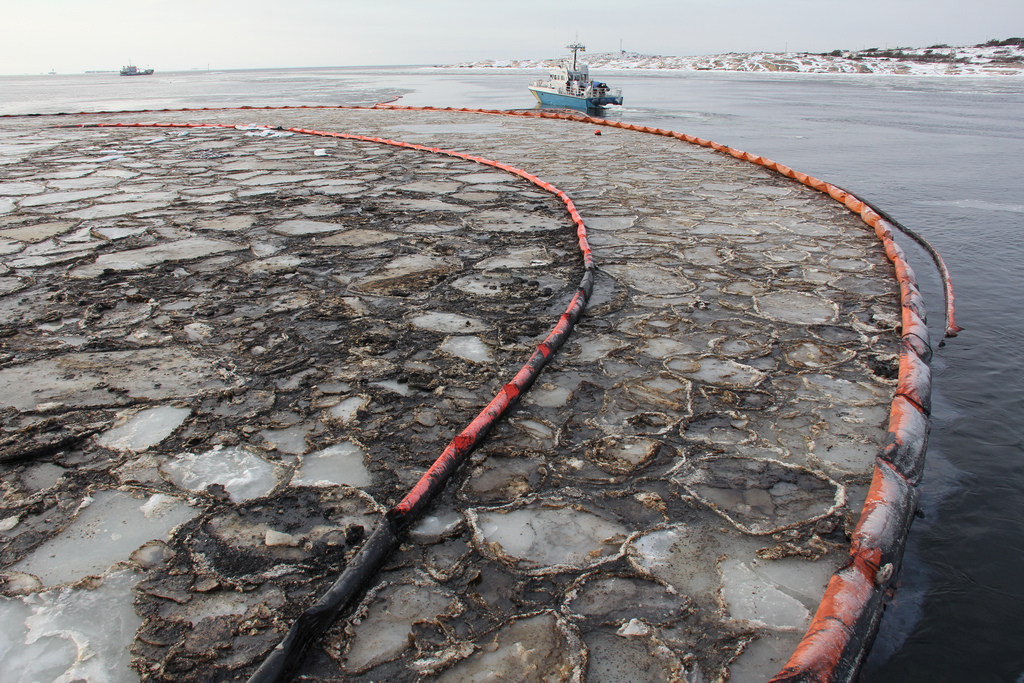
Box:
445 39 1024 76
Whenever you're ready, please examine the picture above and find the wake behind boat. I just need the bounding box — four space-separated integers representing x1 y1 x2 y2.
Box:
528 42 623 110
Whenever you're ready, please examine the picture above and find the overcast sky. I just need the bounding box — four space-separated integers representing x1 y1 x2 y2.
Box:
2 0 1020 74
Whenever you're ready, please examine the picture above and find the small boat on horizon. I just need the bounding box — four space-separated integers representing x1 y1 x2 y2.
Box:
528 42 623 110
120 63 154 76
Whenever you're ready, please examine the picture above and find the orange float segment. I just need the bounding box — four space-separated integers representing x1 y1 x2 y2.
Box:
902 283 928 326
903 329 933 365
851 460 918 573
892 257 917 288
844 195 867 214
768 563 880 683
860 207 882 228
878 396 930 484
897 338 932 414
883 236 904 263
901 303 930 349
875 218 894 242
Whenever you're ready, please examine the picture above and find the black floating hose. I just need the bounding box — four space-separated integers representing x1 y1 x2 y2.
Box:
833 185 962 338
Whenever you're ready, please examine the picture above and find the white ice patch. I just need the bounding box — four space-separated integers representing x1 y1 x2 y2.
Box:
719 558 810 630
754 291 838 325
471 504 628 573
70 237 244 278
342 582 456 673
260 424 310 455
410 311 489 334
94 406 191 453
408 511 462 543
666 357 766 389
0 348 226 411
291 441 371 488
11 490 196 587
370 379 412 396
327 395 368 425
474 246 553 270
161 446 281 502
270 219 346 236
439 335 493 363
627 525 721 597
0 569 143 683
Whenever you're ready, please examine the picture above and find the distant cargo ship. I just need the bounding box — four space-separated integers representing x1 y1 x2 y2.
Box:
120 64 154 76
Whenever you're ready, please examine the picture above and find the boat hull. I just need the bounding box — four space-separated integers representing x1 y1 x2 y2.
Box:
529 87 623 110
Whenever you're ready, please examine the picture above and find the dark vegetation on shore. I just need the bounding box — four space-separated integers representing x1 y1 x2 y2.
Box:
822 37 1024 64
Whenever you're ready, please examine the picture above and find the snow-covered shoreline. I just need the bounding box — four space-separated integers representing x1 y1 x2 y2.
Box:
444 41 1024 76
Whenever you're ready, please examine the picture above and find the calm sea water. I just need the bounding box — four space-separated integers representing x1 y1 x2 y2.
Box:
2 66 1023 682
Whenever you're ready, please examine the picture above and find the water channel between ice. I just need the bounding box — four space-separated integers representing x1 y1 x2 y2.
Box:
0 108 901 682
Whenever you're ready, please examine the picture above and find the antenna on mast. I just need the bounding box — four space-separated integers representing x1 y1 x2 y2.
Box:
566 41 585 70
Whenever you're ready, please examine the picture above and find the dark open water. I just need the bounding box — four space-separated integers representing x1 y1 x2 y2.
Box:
2 66 1022 682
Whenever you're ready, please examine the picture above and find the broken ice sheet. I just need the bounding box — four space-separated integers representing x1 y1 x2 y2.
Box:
290 441 371 488
461 453 546 503
474 246 553 270
808 438 878 474
583 629 685 683
0 220 75 242
572 334 628 362
433 611 583 683
94 405 191 453
566 575 684 625
260 423 311 455
338 581 459 673
469 503 628 574
326 395 369 425
471 208 565 233
586 435 663 474
601 263 695 296
157 584 284 627
351 254 462 296
161 446 282 502
677 456 843 535
0 569 142 683
410 311 489 334
270 219 347 236
719 557 818 630
728 630 805 682
754 291 838 325
439 335 493 364
666 356 767 389
0 348 227 411
408 510 463 544
627 524 723 598
800 372 891 405
11 490 197 587
69 236 245 278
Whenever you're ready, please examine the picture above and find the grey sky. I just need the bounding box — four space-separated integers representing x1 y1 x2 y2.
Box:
2 0 1020 74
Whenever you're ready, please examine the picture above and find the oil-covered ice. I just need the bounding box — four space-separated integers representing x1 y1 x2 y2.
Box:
0 108 900 682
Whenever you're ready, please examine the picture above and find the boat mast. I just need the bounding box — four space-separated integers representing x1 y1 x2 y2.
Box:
566 42 585 71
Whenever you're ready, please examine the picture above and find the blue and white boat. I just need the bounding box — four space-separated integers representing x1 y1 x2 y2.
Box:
528 43 623 110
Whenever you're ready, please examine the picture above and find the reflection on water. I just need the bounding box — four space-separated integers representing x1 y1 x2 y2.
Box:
2 66 1023 682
